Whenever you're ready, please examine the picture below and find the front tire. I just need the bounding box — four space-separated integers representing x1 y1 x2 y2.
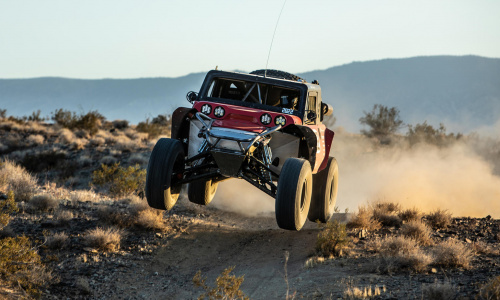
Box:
275 158 313 231
146 138 184 210
308 157 339 223
187 179 218 206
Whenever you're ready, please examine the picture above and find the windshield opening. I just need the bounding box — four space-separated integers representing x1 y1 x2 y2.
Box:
206 78 301 111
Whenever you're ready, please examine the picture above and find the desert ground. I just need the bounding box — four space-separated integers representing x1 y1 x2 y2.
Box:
0 111 499 299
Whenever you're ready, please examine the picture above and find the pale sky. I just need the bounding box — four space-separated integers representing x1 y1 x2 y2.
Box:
1 0 499 79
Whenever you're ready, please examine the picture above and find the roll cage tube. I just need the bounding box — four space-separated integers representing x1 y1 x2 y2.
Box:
198 70 309 119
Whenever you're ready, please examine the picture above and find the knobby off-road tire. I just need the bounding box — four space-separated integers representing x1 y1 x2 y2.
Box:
187 179 218 206
146 138 184 210
308 157 339 223
250 69 305 82
275 158 313 231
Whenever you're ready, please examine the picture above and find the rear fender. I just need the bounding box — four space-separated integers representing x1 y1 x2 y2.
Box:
318 128 335 171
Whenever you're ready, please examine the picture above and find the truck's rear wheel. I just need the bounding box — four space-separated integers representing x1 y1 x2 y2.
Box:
275 158 312 231
187 179 218 206
146 138 184 210
308 157 338 223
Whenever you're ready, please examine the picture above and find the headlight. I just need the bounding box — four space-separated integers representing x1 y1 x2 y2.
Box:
214 106 225 118
275 115 286 126
260 113 272 125
201 104 212 115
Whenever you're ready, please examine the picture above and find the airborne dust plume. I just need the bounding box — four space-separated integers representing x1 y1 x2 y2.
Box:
212 127 500 218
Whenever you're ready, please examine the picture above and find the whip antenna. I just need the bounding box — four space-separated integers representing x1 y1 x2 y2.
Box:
265 0 287 77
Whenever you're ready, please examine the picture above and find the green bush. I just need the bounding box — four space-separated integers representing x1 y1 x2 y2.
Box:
136 114 172 139
316 220 350 257
360 104 403 143
0 191 51 297
0 191 18 230
92 163 146 196
51 109 105 135
407 121 462 147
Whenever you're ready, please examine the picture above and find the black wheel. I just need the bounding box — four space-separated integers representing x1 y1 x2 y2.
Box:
250 69 305 82
146 138 184 210
308 157 339 223
275 158 313 231
187 179 218 205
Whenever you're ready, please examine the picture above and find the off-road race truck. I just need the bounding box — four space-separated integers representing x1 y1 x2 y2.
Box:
146 69 338 231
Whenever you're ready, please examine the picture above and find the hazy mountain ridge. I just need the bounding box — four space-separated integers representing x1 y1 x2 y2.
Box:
1 55 499 133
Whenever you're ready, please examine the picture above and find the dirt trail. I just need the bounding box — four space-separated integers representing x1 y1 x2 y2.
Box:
94 200 353 299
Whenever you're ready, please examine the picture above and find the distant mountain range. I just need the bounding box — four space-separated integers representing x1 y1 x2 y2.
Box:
1 55 499 133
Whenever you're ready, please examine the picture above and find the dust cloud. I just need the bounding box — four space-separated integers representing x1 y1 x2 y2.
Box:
209 127 500 219
211 180 275 216
333 129 500 218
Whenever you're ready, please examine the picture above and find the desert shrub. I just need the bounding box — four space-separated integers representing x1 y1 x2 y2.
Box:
398 207 422 223
29 194 59 212
136 114 172 139
45 232 69 249
0 142 7 153
135 209 166 230
374 235 418 256
20 149 67 172
96 206 132 228
112 120 129 129
0 236 53 297
26 110 45 122
193 266 248 300
100 155 118 165
343 285 384 299
92 163 146 196
57 128 76 145
359 104 403 143
129 198 149 215
54 210 74 224
407 121 461 147
316 220 350 257
372 202 402 227
52 109 105 135
71 189 98 203
477 275 500 300
128 153 148 166
400 220 433 246
90 136 106 146
347 206 382 231
84 227 123 252
432 239 472 268
425 209 452 229
0 160 37 202
421 281 456 300
0 191 18 230
371 235 432 273
27 134 45 146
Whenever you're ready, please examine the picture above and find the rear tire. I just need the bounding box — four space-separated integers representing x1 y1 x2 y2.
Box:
275 158 313 231
146 138 184 210
308 157 338 223
187 179 218 206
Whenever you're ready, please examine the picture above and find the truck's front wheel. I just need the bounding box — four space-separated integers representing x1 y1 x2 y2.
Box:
275 158 312 231
187 179 218 206
146 138 184 210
